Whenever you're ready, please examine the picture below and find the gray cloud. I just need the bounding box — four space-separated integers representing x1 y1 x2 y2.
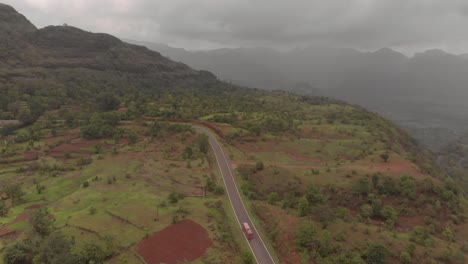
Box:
3 0 468 53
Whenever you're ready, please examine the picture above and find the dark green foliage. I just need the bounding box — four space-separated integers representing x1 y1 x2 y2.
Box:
304 184 326 205
409 226 434 247
379 153 389 163
298 197 309 216
296 223 317 250
380 205 398 226
3 241 33 264
241 251 254 264
82 181 89 188
377 176 399 196
370 198 382 217
147 121 161 137
353 178 370 196
73 243 107 264
267 192 279 204
29 208 53 237
2 184 24 204
96 92 120 111
184 146 193 159
0 200 8 216
255 161 264 171
168 192 179 204
197 134 209 154
127 132 137 145
80 124 115 139
399 176 416 199
33 232 74 264
365 244 387 264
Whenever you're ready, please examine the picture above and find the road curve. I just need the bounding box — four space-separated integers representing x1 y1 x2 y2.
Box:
194 126 276 264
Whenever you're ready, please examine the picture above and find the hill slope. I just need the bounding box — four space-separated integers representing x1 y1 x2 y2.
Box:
126 40 468 150
0 4 466 264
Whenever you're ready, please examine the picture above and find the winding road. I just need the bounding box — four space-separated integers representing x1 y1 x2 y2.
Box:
194 126 276 264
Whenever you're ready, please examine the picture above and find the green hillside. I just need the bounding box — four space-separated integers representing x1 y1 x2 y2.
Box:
0 3 466 264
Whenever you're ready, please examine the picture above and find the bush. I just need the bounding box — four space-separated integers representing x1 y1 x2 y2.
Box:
89 206 97 215
168 192 179 204
409 226 433 247
366 243 387 264
296 223 317 250
400 252 411 264
267 192 279 204
360 204 373 218
3 241 32 264
241 251 254 264
353 178 370 196
255 161 264 171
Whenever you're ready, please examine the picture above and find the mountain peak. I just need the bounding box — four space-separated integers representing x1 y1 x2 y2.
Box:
31 25 123 55
374 47 405 57
0 3 36 34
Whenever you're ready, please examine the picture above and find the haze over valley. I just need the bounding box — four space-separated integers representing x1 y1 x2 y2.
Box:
0 1 467 264
127 40 468 150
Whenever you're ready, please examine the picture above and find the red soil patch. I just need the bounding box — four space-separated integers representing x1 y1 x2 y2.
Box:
346 160 425 179
285 151 324 163
136 219 212 264
397 215 425 232
0 212 28 237
49 138 112 158
25 203 46 210
24 151 42 160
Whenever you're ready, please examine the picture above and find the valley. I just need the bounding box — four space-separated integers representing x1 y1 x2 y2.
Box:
0 3 466 264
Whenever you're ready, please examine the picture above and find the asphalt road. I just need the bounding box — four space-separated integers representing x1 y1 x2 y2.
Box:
194 126 276 264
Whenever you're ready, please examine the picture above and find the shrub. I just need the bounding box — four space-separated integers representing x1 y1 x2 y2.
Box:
366 243 387 264
255 161 264 171
400 252 411 264
89 206 97 215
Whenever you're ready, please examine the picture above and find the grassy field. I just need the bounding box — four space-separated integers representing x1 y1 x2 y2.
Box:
216 103 467 264
0 121 246 263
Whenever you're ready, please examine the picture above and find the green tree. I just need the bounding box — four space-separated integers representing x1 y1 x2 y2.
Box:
197 134 209 154
296 223 316 250
399 252 411 264
366 243 387 264
353 178 370 196
96 93 120 111
304 184 326 205
298 196 310 217
360 204 373 218
380 153 389 163
241 251 254 264
0 200 8 216
3 184 24 204
73 243 107 264
127 132 137 145
33 232 73 264
267 192 279 205
168 192 179 204
184 146 193 159
255 161 264 171
3 241 32 264
29 208 53 237
381 205 398 226
371 198 382 217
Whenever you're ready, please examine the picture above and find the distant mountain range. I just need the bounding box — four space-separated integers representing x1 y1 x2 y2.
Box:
127 40 468 149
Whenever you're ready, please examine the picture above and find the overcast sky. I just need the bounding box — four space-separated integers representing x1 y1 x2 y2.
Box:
3 0 468 54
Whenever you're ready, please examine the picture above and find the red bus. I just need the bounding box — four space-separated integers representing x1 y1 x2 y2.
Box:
242 222 254 240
